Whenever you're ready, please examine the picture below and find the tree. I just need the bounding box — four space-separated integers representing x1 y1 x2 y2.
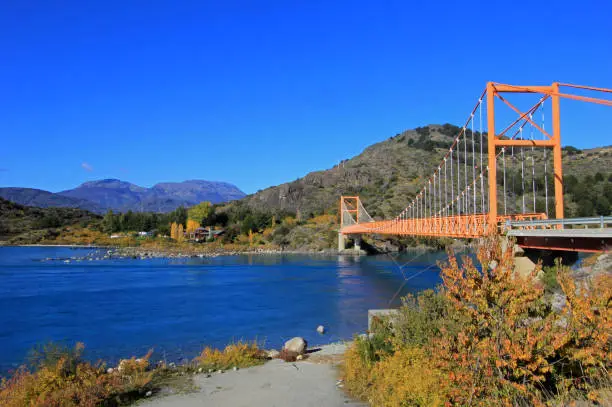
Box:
102 210 117 233
170 222 178 240
186 219 200 235
188 202 212 224
177 224 184 242
595 196 610 216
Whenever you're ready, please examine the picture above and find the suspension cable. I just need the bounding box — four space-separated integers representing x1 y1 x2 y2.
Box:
542 100 549 217
530 113 536 212
450 148 454 217
520 127 526 213
502 147 507 215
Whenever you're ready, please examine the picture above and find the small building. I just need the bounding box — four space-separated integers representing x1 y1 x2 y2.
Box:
190 227 224 242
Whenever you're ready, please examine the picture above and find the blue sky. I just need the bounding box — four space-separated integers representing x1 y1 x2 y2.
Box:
1 0 611 194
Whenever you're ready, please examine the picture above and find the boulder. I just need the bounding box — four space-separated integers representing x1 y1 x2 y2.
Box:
266 349 280 359
283 337 307 355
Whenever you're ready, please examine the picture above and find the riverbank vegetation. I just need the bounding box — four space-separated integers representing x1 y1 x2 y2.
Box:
342 238 611 406
0 341 267 407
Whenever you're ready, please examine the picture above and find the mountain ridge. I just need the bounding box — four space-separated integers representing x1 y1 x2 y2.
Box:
0 179 246 214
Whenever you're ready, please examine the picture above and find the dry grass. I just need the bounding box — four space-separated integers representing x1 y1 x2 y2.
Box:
194 341 267 371
0 343 153 407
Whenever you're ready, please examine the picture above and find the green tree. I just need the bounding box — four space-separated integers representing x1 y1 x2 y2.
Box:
102 210 118 233
187 202 211 224
595 196 610 216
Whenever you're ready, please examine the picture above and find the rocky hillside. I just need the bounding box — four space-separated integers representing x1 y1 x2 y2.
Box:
240 124 612 219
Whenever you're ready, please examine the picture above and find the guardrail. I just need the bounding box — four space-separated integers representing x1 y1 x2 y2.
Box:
506 216 612 229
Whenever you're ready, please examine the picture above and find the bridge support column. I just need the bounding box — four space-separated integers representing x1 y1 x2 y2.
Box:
552 82 564 220
338 233 346 252
354 236 362 252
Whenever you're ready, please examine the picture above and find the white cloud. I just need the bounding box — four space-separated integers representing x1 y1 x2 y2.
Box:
81 162 93 172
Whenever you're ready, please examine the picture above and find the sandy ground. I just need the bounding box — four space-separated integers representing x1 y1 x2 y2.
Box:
138 343 365 407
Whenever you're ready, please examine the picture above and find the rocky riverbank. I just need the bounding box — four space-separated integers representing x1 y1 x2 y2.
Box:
34 246 354 263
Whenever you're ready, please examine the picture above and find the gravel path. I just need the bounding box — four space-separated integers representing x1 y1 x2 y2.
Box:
138 343 365 407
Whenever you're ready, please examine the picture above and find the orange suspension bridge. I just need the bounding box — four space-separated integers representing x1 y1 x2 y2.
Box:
339 82 612 253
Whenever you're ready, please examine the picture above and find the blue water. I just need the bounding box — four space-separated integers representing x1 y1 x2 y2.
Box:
0 246 444 373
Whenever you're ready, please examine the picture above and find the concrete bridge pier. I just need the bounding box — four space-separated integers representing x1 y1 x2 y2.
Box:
354 236 362 252
338 233 365 253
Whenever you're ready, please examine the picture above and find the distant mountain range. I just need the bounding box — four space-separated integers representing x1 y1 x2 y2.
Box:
0 179 246 214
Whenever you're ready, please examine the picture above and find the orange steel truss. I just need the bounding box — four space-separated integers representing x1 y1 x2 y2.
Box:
340 82 612 239
341 197 547 238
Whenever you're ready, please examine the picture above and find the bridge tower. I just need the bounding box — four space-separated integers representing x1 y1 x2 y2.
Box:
485 82 564 228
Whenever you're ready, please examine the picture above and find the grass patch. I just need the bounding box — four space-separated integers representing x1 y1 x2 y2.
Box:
0 340 269 406
194 341 267 371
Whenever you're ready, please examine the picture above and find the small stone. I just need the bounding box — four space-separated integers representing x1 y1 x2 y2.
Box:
208 369 213 373
198 367 203 373
233 366 238 371
218 370 223 374
316 325 325 334
145 391 152 397
296 354 304 361
206 374 211 378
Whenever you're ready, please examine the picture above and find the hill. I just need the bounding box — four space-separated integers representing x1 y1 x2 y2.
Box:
0 198 100 244
238 124 612 219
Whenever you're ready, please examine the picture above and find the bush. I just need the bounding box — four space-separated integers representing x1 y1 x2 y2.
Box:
0 343 154 407
342 238 612 406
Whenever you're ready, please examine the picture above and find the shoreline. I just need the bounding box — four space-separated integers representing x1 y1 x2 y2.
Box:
2 242 443 260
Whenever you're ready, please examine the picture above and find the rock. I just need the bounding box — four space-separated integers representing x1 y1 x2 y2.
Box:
296 354 304 361
316 325 325 334
218 370 223 374
266 349 280 359
208 369 213 373
145 391 152 397
233 366 238 371
198 367 203 373
283 337 307 355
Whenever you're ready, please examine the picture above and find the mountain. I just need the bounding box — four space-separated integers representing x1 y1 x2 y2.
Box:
58 179 147 213
0 187 102 213
0 179 246 214
238 124 612 219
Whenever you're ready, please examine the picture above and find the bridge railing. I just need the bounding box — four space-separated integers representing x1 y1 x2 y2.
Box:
505 216 612 230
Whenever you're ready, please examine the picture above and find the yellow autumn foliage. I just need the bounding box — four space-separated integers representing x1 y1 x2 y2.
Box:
343 237 611 406
195 341 266 371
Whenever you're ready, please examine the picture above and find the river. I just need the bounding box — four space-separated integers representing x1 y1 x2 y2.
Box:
0 246 446 373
